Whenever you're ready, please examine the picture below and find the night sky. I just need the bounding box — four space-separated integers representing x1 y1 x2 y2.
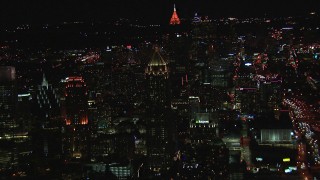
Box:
1 0 320 25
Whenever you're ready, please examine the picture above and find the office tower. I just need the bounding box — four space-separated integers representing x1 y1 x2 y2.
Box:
35 74 61 126
234 66 258 114
145 47 169 107
0 66 16 138
144 48 174 173
144 109 178 177
181 113 228 179
62 76 89 159
169 4 180 25
180 140 229 179
32 74 62 157
189 113 218 143
0 66 17 167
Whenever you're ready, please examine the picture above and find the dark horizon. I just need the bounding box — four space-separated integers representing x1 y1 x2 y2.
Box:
1 0 320 25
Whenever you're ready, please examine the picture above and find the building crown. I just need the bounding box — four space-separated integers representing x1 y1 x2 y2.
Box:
146 48 169 77
170 4 181 25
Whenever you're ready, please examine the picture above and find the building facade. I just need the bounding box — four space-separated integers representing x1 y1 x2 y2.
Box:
62 76 89 159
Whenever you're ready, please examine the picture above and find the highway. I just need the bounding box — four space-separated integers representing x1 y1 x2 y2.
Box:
283 98 320 179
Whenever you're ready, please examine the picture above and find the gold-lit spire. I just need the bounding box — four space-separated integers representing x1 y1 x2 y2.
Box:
145 47 169 77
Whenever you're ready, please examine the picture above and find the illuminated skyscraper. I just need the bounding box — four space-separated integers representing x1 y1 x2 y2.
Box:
0 66 16 138
32 74 62 158
145 47 169 107
189 113 218 143
0 66 17 167
146 114 171 172
145 48 174 173
169 4 180 25
62 76 89 159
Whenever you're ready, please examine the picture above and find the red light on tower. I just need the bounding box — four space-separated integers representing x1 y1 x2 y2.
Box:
81 115 88 125
66 119 71 125
170 4 181 25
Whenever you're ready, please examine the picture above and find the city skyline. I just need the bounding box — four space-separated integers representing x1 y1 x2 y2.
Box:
0 1 319 179
1 0 320 25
